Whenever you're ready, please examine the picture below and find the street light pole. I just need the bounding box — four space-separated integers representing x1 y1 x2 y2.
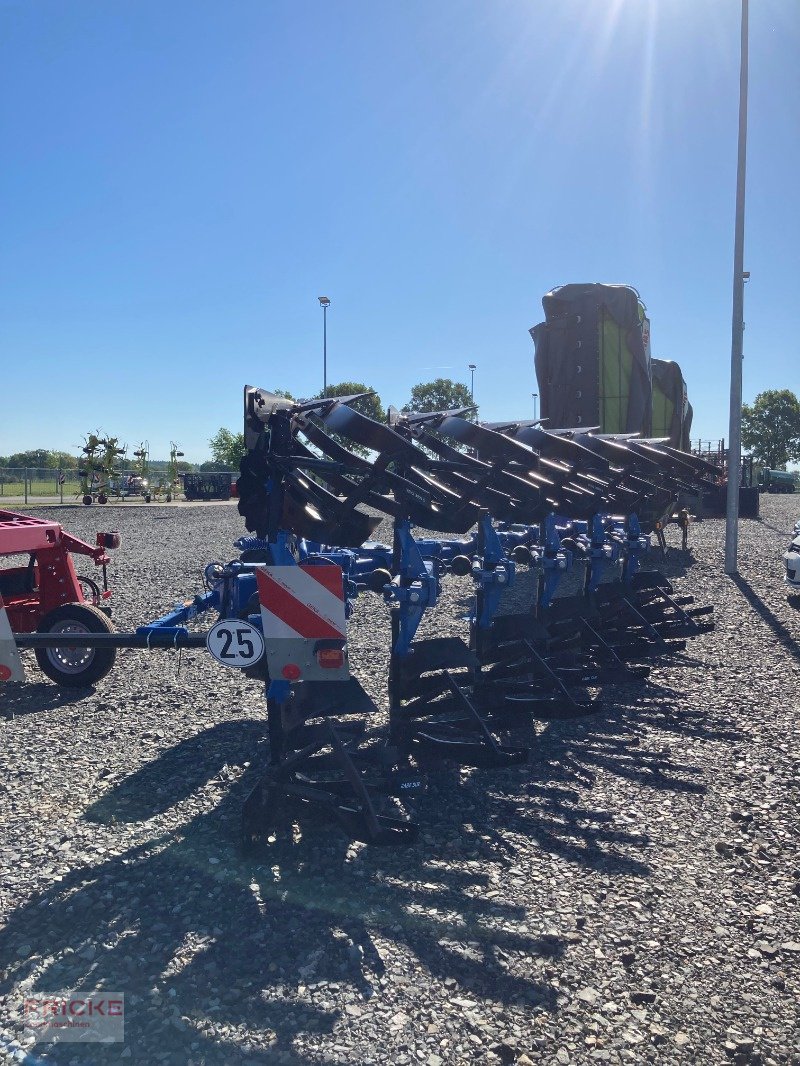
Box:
724 0 749 576
468 363 476 401
532 393 538 422
318 296 331 397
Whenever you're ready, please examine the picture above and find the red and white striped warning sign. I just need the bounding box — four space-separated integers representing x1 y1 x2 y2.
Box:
0 594 25 683
255 564 346 640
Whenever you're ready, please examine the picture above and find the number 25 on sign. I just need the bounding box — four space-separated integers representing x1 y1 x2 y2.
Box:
206 620 265 668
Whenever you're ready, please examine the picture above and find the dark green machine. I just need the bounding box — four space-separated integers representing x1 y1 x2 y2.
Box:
652 358 692 451
531 283 652 436
759 468 796 494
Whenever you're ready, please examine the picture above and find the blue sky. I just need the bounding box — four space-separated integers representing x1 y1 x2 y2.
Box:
1 0 798 462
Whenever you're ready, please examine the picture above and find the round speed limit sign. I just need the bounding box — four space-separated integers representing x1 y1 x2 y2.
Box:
206 619 265 669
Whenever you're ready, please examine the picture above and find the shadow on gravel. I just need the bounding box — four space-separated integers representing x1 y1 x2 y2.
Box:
85 719 270 824
756 519 795 537
731 574 800 663
484 709 709 879
0 653 733 1065
614 681 743 743
1 679 94 719
0 799 338 1061
642 548 696 581
0 722 558 1064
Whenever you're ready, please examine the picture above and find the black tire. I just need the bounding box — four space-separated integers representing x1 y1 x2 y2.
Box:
35 603 116 687
97 493 108 504
83 494 93 506
144 493 151 503
166 494 172 503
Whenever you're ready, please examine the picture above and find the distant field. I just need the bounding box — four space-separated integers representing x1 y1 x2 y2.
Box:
0 481 161 500
0 478 83 499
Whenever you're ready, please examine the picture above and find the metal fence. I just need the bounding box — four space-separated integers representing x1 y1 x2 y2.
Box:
0 469 79 503
0 469 237 503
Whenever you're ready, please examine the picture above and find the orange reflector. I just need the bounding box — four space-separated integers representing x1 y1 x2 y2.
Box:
316 648 344 669
281 663 302 680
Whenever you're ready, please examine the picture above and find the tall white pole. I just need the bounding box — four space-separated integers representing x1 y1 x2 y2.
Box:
724 0 749 576
318 296 331 397
323 302 327 398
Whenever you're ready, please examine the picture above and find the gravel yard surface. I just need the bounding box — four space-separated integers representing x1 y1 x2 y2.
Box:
1 497 799 1065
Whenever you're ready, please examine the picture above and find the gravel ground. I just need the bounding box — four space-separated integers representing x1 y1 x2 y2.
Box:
1 497 799 1065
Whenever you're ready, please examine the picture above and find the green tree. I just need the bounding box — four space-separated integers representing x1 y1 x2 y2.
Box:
402 378 476 418
0 449 79 469
52 451 79 469
1 449 55 468
208 427 246 469
314 382 385 422
742 389 800 469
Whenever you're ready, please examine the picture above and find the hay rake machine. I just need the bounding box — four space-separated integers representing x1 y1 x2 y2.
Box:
3 386 718 852
76 433 127 506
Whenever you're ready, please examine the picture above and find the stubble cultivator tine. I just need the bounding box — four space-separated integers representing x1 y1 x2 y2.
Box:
242 716 421 851
403 674 529 769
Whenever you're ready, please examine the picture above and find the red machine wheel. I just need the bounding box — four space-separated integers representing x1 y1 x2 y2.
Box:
35 603 116 687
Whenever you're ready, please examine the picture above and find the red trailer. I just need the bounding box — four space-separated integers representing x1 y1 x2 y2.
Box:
0 510 120 685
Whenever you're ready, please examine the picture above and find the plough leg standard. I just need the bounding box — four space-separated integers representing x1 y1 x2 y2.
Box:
3 386 717 850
